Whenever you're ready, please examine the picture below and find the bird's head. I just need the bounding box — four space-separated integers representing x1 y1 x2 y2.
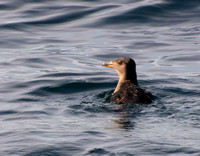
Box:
103 57 138 85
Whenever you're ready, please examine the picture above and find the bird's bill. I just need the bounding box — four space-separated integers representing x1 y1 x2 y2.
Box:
102 62 113 68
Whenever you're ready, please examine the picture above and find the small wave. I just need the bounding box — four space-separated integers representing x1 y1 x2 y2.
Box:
0 1 22 10
0 110 49 116
92 0 200 26
0 5 118 30
155 53 200 67
24 144 84 156
87 148 110 155
14 98 41 102
27 81 116 96
0 110 18 115
163 87 200 97
0 57 55 69
162 54 200 62
1 109 49 122
39 71 108 78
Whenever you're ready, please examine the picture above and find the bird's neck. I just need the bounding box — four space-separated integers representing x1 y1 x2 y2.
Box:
114 72 138 93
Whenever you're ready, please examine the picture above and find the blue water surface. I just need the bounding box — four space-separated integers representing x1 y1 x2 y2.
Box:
0 0 200 155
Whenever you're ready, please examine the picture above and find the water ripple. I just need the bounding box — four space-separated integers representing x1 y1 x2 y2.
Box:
27 81 115 96
1 0 200 155
0 5 119 29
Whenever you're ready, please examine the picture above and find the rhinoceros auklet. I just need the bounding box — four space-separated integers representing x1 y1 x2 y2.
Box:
103 57 152 104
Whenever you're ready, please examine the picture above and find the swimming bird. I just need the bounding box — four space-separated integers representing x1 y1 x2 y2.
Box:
103 57 152 104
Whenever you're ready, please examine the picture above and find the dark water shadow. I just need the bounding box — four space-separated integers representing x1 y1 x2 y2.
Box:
26 81 116 97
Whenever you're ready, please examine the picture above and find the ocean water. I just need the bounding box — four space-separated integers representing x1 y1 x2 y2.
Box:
0 0 200 155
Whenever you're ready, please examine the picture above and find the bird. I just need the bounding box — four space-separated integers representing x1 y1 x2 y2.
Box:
102 57 152 104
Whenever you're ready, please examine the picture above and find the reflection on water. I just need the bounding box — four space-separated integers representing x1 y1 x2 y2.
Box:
112 104 149 130
0 0 200 155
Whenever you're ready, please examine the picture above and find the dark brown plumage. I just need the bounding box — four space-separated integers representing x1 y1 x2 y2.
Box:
103 57 152 104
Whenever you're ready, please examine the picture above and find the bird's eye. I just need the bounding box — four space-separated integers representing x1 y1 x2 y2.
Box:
118 61 123 65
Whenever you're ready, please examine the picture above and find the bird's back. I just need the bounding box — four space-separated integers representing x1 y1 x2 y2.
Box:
110 81 152 104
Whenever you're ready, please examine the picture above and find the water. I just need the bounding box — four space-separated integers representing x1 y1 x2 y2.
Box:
0 0 200 155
